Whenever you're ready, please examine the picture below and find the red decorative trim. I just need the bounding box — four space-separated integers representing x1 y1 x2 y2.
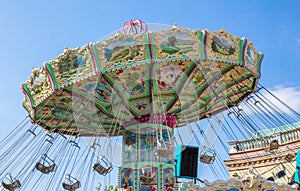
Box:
122 19 148 35
203 29 208 59
42 62 55 91
88 43 99 74
241 38 247 65
123 113 177 128
148 32 154 114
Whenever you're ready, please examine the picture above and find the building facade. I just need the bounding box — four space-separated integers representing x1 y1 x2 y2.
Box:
224 122 300 184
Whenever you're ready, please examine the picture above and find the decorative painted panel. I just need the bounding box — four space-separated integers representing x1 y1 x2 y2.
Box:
206 28 242 64
153 25 200 60
95 34 148 70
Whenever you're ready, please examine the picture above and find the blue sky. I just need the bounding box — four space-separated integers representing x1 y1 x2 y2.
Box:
0 0 300 134
0 0 299 186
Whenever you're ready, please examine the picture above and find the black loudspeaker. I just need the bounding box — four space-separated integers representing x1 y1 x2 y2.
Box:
175 145 199 179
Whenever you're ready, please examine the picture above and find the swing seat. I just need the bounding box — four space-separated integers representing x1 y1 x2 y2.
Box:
93 163 113 175
199 146 215 164
140 174 156 185
284 153 294 162
269 140 279 151
156 149 173 158
62 180 81 191
2 180 21 191
35 162 57 174
200 154 214 164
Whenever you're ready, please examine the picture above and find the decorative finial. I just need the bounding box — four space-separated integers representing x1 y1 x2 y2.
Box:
122 19 148 35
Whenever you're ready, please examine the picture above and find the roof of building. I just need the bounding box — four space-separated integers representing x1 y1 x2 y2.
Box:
251 122 300 138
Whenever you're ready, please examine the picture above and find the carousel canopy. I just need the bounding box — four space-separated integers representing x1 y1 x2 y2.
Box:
21 21 263 136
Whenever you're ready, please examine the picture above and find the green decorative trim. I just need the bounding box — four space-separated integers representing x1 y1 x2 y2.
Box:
92 43 102 73
166 61 197 110
256 52 263 78
143 33 151 60
35 104 95 123
122 162 170 169
22 83 35 107
22 100 33 119
180 74 254 116
224 73 254 89
176 65 235 115
149 33 157 59
22 100 29 111
65 87 115 116
103 73 140 117
87 45 96 73
125 123 172 131
238 38 246 65
44 63 59 90
199 30 206 59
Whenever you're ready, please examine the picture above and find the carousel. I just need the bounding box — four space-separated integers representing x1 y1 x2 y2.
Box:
0 20 299 191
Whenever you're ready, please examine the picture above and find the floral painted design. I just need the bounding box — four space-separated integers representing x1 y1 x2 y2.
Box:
117 67 146 96
158 65 181 91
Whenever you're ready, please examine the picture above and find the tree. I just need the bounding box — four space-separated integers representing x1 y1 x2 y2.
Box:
167 36 177 47
95 182 102 191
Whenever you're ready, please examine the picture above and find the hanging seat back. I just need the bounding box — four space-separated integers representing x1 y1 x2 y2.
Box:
284 153 294 162
156 140 174 158
93 162 113 175
35 154 57 174
199 154 214 164
156 149 173 158
35 162 57 174
140 174 156 185
62 175 80 191
93 156 113 176
2 180 21 191
2 175 21 191
199 147 215 164
269 139 279 151
62 181 81 191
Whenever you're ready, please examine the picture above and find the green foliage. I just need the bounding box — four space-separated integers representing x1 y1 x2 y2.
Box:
167 36 177 47
95 183 118 191
161 45 178 54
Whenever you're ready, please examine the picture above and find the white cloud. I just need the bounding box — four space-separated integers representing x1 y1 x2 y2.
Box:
234 85 300 131
267 85 300 113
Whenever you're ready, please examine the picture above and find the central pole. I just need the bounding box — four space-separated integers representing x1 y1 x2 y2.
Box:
119 114 177 191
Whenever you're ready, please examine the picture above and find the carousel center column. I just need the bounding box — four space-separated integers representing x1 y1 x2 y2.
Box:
119 114 177 191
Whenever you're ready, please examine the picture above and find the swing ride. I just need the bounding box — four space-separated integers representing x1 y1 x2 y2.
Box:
35 154 57 174
0 20 299 191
